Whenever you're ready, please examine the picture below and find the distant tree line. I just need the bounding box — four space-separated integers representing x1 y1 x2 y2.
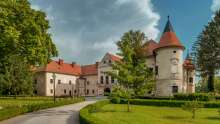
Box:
0 0 57 96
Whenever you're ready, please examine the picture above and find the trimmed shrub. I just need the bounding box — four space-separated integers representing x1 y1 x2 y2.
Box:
134 95 172 100
117 99 220 108
173 93 215 101
0 97 84 121
110 97 120 104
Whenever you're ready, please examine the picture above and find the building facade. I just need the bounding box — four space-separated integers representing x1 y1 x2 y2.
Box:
35 18 195 97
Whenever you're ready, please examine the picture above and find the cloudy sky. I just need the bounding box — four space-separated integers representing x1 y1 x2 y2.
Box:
29 0 219 65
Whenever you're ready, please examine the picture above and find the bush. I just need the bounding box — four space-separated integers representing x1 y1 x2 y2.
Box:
80 100 110 124
110 97 120 104
0 97 84 121
134 95 172 100
116 99 220 108
173 93 215 101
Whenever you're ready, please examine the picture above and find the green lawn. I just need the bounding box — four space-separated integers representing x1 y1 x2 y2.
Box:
0 97 84 121
90 104 220 124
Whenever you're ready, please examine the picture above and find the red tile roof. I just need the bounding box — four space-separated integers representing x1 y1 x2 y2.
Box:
144 40 158 56
37 59 81 76
183 59 195 70
81 63 98 75
155 18 184 50
108 53 121 62
157 32 184 50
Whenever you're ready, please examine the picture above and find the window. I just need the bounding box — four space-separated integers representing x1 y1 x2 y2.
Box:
103 61 106 64
149 67 153 72
64 89 66 94
74 90 77 93
172 86 178 93
106 76 109 84
87 81 90 85
34 79 37 84
173 50 176 53
58 80 61 84
111 76 114 83
189 77 193 83
69 91 72 96
92 90 95 94
155 66 158 75
69 80 72 85
109 60 112 63
101 76 104 84
87 89 89 95
50 89 53 93
50 79 53 84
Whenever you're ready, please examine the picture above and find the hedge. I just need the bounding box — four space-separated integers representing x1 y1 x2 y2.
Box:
135 93 217 101
80 100 110 124
173 93 215 101
0 97 84 121
115 99 220 108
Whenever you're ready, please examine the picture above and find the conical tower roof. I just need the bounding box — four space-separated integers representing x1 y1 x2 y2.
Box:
155 16 184 51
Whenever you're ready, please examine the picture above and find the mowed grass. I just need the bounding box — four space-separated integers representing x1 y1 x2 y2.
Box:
0 97 84 121
91 104 220 124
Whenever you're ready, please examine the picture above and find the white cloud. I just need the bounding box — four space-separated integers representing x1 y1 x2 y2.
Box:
211 0 220 12
30 0 160 64
116 0 160 39
31 4 41 10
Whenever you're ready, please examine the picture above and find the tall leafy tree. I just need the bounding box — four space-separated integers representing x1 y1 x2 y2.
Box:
0 55 34 97
192 10 220 92
109 30 154 111
0 0 58 95
109 30 154 100
0 0 58 70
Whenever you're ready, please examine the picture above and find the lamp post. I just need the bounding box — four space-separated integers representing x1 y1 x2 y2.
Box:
52 73 56 103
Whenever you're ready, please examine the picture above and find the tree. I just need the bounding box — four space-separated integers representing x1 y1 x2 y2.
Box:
108 30 154 111
192 10 220 92
214 77 220 93
182 100 203 119
0 55 34 97
111 85 134 112
0 0 58 70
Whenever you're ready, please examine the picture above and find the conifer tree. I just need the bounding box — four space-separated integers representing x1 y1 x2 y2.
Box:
192 10 220 92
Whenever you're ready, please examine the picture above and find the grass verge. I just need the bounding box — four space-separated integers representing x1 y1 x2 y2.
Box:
80 102 220 124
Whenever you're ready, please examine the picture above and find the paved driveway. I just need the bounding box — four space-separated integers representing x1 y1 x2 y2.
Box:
0 98 99 124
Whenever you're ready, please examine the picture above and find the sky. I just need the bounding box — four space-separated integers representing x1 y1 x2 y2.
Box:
29 0 220 65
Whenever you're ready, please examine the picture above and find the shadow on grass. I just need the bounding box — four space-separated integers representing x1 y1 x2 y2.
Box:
206 117 220 120
164 116 187 120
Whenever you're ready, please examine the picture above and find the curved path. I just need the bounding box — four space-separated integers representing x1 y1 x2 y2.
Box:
0 97 102 124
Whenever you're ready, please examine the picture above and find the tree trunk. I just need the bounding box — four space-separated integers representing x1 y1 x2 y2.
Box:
127 99 130 112
207 73 214 92
192 108 196 119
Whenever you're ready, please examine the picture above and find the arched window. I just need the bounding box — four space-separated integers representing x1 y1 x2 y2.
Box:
189 77 193 83
100 76 103 84
106 76 109 84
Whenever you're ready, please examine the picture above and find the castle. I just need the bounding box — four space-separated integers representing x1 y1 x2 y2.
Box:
35 18 195 97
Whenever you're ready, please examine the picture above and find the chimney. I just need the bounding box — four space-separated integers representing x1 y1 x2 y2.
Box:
59 59 64 65
95 62 99 68
72 61 76 67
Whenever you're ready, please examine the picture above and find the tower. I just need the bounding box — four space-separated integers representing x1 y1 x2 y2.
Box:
154 17 185 96
183 51 195 93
